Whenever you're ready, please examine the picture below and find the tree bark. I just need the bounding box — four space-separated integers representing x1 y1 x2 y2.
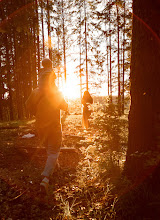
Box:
121 0 125 114
0 53 3 120
47 0 52 60
116 2 121 115
84 0 88 91
13 32 23 120
62 0 67 83
125 0 160 179
79 0 82 100
109 0 112 102
5 34 14 120
35 0 40 72
41 0 45 58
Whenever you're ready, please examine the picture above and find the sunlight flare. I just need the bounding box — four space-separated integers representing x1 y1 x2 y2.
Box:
60 75 80 100
56 64 81 100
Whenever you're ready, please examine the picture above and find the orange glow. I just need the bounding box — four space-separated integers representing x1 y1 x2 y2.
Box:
60 72 80 100
54 63 81 100
45 36 54 49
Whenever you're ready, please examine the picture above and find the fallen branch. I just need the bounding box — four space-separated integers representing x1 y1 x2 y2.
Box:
8 189 28 201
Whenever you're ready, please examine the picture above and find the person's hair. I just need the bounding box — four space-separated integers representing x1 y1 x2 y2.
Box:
42 58 52 68
82 90 93 104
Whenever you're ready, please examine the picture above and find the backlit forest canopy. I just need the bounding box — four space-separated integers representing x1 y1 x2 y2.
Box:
0 0 132 121
0 0 160 219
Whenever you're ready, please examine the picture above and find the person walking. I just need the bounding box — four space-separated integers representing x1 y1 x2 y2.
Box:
81 90 93 129
25 58 68 194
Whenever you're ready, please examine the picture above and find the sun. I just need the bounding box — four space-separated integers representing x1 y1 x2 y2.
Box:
57 70 81 100
62 81 80 100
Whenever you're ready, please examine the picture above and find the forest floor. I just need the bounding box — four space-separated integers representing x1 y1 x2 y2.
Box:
0 98 128 220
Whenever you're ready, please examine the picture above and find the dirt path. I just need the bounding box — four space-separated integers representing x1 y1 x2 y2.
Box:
0 111 105 219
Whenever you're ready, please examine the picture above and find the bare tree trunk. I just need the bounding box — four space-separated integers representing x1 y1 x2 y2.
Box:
56 27 60 87
122 0 125 114
109 0 112 102
105 0 110 96
13 33 22 120
32 6 37 89
116 2 121 115
36 0 40 71
125 0 160 180
62 0 67 83
47 0 52 59
0 54 3 120
5 34 14 120
84 0 88 91
107 44 110 96
79 0 82 100
41 0 45 58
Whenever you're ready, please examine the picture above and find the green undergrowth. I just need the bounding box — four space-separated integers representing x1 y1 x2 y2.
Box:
0 99 130 219
53 101 129 219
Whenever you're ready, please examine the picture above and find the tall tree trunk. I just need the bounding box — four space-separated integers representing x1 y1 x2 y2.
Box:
116 2 121 115
41 0 45 58
26 35 32 95
107 44 110 96
109 0 112 102
57 28 60 87
18 32 25 119
62 0 66 83
105 0 110 96
0 53 3 120
125 0 160 180
13 32 21 120
47 0 52 59
79 0 82 100
84 0 88 91
32 11 37 89
36 0 40 71
122 0 125 114
0 15 3 120
5 34 14 120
